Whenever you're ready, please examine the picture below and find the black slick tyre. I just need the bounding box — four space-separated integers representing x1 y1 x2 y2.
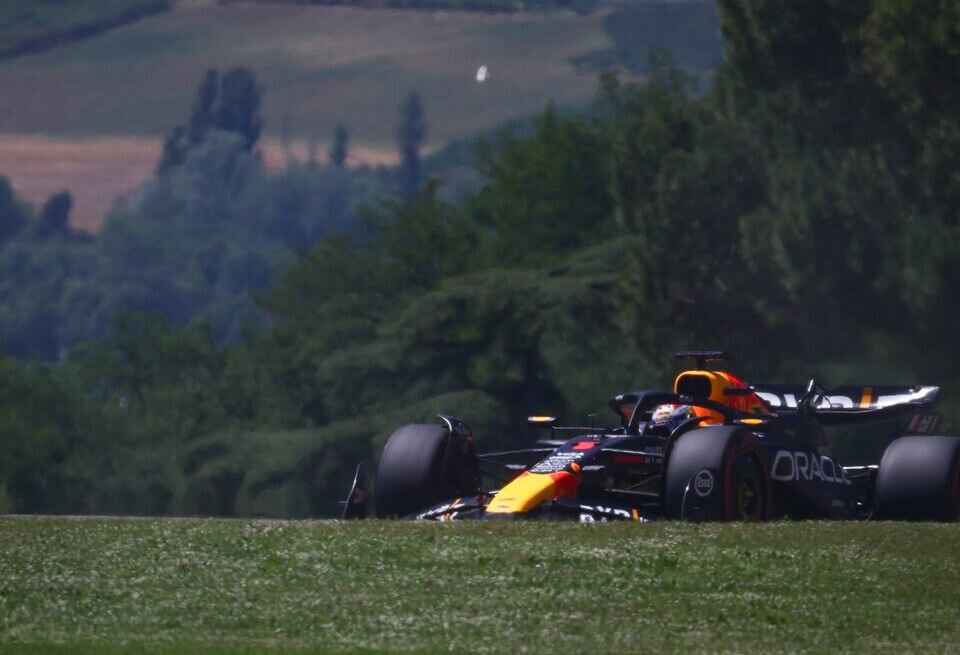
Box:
873 435 960 521
375 424 448 518
664 425 769 521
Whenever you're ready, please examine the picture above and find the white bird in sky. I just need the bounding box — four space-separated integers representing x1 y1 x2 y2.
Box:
476 65 489 83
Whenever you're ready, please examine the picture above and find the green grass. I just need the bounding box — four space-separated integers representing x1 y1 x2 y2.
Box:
2 518 959 653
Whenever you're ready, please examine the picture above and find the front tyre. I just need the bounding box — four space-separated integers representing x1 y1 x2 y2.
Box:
664 426 769 522
374 423 477 518
873 435 960 521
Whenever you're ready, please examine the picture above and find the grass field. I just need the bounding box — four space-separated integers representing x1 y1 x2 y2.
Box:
1 517 959 653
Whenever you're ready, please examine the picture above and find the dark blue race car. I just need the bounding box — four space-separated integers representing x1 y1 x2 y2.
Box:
343 351 958 523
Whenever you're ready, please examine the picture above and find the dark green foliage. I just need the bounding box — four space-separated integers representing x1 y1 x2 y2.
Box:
603 63 769 360
708 0 960 375
370 181 475 288
468 105 615 267
717 0 865 91
0 356 87 512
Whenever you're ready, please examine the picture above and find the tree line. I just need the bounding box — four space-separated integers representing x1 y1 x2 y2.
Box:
0 66 430 360
2 0 959 516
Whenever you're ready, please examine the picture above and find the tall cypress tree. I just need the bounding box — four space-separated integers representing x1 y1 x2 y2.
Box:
329 122 349 167
156 67 263 175
0 176 25 243
395 92 426 198
217 67 263 152
188 69 219 146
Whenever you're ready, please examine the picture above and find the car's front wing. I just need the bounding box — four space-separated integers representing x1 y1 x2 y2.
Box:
413 496 656 522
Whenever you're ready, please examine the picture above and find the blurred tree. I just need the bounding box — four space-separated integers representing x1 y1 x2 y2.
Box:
710 0 946 358
468 104 615 267
0 176 27 244
157 67 263 175
329 122 349 167
604 63 770 362
189 69 220 145
368 180 475 289
217 67 263 153
0 355 86 512
156 125 188 176
396 92 426 198
35 191 72 240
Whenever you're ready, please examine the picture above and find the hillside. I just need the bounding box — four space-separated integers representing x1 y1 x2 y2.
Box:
0 0 720 229
0 0 173 59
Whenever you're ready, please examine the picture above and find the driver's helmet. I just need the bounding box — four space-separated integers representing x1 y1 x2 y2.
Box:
650 403 695 433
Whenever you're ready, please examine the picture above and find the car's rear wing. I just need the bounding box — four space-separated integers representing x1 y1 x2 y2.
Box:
751 384 939 411
751 383 941 432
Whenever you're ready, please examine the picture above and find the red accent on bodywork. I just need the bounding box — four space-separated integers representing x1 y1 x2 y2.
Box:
550 471 580 498
721 372 769 414
613 455 646 464
572 441 597 451
725 372 748 387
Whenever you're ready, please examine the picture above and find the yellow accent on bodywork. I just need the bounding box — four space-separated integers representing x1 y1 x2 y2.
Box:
675 370 725 402
675 370 726 423
486 473 558 514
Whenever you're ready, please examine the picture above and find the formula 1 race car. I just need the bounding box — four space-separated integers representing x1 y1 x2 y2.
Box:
341 351 960 522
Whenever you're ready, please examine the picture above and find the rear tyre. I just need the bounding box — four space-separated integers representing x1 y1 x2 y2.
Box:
374 423 476 518
874 435 960 521
664 426 769 521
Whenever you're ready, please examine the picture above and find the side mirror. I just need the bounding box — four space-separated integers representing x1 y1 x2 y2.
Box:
527 416 557 429
528 416 557 440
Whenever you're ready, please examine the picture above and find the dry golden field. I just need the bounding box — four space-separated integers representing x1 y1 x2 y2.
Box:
0 134 398 232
